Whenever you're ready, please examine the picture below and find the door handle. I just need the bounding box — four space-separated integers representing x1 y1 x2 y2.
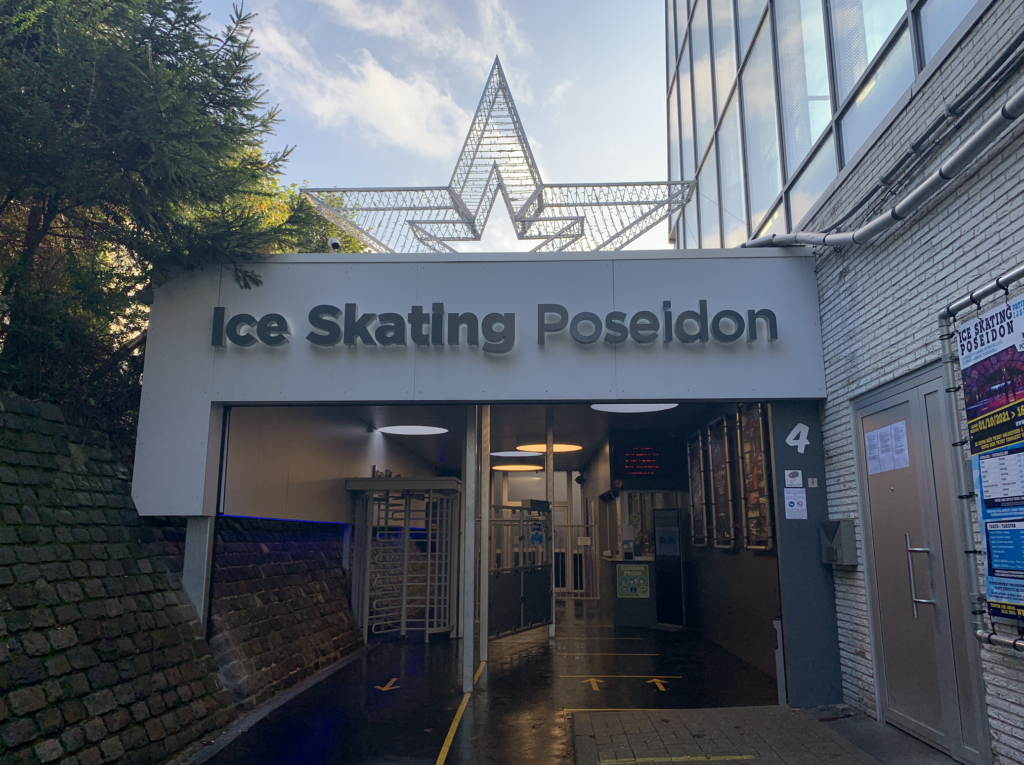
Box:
905 533 936 619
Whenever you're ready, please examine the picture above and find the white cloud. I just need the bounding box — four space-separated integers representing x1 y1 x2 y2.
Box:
255 18 470 159
543 79 573 109
311 0 530 75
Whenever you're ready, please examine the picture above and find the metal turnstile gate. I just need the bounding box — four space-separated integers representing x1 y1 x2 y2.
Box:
347 478 460 642
487 500 553 638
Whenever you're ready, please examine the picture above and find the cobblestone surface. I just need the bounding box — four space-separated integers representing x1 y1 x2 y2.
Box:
572 707 880 765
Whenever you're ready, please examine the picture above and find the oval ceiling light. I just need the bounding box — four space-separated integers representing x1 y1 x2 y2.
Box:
490 450 543 457
591 403 679 414
516 443 582 453
377 425 448 436
492 464 544 472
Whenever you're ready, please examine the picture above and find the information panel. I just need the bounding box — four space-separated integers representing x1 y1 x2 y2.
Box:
960 296 1024 618
616 563 650 598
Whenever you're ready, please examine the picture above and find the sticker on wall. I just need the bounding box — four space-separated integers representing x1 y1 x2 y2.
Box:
785 470 803 487
864 421 910 475
783 488 807 520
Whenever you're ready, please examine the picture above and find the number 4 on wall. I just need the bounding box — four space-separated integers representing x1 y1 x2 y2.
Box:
786 423 811 454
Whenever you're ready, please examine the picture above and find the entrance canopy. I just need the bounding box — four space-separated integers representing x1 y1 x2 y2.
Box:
133 249 824 516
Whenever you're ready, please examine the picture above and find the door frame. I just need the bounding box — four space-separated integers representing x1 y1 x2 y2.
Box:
852 362 991 763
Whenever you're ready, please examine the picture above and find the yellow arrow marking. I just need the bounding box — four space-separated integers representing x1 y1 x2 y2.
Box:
374 678 400 692
646 678 668 691
583 678 604 691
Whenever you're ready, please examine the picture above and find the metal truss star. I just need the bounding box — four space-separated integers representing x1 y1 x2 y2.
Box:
303 57 693 254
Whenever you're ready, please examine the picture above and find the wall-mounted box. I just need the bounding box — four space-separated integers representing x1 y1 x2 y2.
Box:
819 520 857 566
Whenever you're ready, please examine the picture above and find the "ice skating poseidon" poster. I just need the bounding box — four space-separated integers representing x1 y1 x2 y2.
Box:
959 296 1024 620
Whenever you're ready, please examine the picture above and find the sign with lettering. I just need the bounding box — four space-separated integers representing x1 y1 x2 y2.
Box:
133 252 825 517
960 297 1024 617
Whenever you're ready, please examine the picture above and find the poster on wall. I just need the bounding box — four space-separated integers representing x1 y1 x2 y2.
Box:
738 404 775 550
688 434 708 546
708 417 735 549
959 297 1024 619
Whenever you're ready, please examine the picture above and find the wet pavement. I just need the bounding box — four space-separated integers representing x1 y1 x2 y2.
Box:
197 600 778 765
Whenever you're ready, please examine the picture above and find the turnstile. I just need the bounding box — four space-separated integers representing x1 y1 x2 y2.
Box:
487 500 553 638
348 478 460 642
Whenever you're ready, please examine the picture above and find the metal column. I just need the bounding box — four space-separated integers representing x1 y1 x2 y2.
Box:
479 405 491 664
545 411 556 638
462 405 478 693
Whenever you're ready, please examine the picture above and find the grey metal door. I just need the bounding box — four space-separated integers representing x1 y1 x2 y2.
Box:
488 500 553 638
856 367 989 764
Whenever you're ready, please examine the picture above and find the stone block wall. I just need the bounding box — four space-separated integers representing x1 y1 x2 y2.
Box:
207 518 359 710
0 397 237 765
0 397 363 765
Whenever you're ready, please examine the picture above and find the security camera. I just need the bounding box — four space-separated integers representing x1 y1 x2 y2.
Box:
329 237 341 251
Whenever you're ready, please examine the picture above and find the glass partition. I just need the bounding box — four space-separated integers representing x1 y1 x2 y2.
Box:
680 41 696 181
669 81 681 183
742 22 782 232
775 0 832 175
830 0 906 102
691 0 716 159
737 0 767 57
840 29 914 161
919 0 974 63
718 96 747 248
698 151 721 248
788 133 836 226
711 0 737 117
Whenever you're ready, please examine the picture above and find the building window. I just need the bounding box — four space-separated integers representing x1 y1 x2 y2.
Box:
711 0 738 118
918 0 975 64
775 0 832 176
718 95 747 248
756 202 787 238
680 40 696 181
667 0 677 85
840 29 915 161
698 149 721 248
737 0 767 58
692 0 716 160
830 0 906 102
788 133 836 227
684 199 700 248
669 81 682 184
741 21 783 233
668 0 982 245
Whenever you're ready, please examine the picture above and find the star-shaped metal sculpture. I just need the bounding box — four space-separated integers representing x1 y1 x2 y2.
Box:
303 57 693 254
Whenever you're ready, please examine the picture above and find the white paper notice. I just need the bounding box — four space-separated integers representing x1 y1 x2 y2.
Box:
877 425 896 473
784 488 808 519
865 431 882 475
891 421 911 470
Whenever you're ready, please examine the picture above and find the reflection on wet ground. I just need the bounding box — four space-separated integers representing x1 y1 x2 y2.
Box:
203 600 776 765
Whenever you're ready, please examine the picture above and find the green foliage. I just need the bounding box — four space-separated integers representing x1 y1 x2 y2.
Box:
0 0 359 445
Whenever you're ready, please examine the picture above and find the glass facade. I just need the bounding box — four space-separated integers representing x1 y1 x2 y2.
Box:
667 0 982 248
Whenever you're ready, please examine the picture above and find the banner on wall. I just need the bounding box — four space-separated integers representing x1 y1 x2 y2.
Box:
959 296 1024 619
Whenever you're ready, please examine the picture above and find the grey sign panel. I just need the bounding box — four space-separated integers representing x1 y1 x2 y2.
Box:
133 250 825 517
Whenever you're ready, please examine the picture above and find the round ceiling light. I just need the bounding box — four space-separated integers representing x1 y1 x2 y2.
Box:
492 464 544 472
516 443 582 453
377 425 448 436
490 450 543 457
590 403 679 414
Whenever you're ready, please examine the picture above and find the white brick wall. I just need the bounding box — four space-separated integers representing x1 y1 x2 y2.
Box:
805 1 1024 761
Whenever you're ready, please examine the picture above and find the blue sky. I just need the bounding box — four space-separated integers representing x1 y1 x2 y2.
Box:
200 0 671 250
